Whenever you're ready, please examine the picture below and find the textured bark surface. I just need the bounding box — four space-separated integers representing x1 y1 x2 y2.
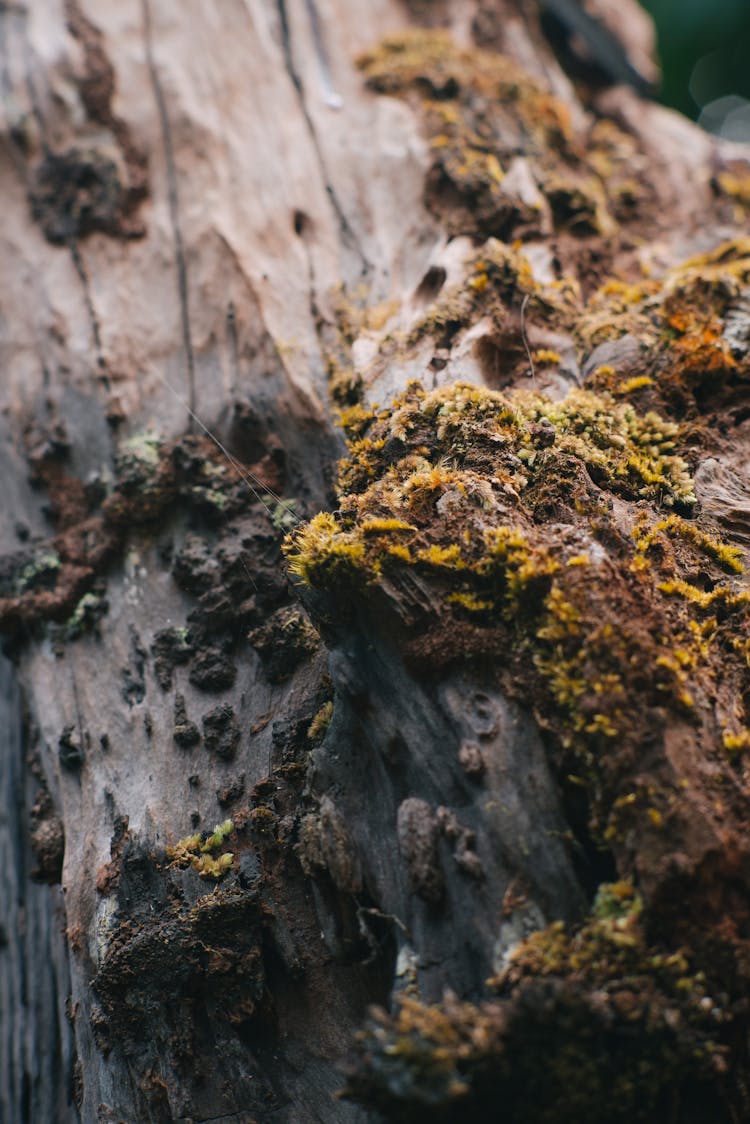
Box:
2 1 750 1122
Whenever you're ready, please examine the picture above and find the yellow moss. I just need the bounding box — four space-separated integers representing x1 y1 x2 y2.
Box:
285 512 367 587
360 517 418 534
307 700 334 742
167 819 235 880
722 728 750 759
285 377 750 841
447 591 495 612
715 170 750 208
192 852 234 879
531 348 561 365
664 237 750 286
616 375 654 394
385 543 414 563
417 543 466 569
337 403 377 437
634 513 744 575
658 579 750 612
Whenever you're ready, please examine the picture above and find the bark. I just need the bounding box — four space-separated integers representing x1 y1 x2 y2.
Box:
1 1 750 1122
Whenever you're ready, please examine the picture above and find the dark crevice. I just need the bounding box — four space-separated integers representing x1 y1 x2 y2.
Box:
226 301 239 399
142 0 197 424
560 776 617 903
69 241 109 389
275 0 372 277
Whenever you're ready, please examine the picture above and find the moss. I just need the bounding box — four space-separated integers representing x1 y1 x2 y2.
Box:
63 590 108 639
531 348 561 366
15 550 61 594
579 237 750 424
285 375 750 854
167 818 235 880
633 514 744 575
285 512 367 587
344 937 729 1122
270 499 299 533
715 169 750 210
354 31 641 247
544 174 614 237
118 431 162 468
307 700 334 743
286 382 696 591
723 728 750 759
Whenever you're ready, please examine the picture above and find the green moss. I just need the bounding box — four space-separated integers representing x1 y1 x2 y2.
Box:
64 591 107 639
14 550 61 594
270 499 299 533
285 376 750 850
167 818 235 880
344 934 728 1122
119 431 162 468
307 700 334 743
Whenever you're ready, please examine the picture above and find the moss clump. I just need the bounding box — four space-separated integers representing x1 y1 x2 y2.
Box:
286 382 696 593
344 942 729 1123
15 550 61 594
582 238 750 420
355 31 633 245
307 700 334 743
344 880 734 1122
63 590 108 639
167 818 235 880
285 377 750 858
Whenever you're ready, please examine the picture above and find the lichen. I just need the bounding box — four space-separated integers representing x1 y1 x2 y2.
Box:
62 590 108 639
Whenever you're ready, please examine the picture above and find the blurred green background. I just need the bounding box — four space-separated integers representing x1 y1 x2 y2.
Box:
640 0 750 139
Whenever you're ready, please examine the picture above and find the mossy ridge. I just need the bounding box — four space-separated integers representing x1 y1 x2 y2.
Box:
285 378 750 950
582 238 750 413
292 395 750 1123
356 31 638 242
343 884 731 1122
402 234 750 423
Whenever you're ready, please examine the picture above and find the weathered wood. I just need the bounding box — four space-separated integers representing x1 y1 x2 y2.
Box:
1 1 750 1121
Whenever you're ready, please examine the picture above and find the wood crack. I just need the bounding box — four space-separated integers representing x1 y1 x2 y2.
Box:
69 240 108 390
141 0 197 423
275 0 371 276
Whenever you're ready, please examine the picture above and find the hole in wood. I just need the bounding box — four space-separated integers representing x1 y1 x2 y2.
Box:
414 265 447 304
474 333 523 389
293 209 312 238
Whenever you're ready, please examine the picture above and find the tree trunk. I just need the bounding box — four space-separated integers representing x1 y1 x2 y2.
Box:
2 1 750 1121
